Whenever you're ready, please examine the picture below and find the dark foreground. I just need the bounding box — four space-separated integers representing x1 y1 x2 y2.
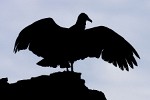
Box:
0 71 107 99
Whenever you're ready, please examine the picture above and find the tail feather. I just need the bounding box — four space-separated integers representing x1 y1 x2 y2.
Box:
37 59 71 68
37 59 57 68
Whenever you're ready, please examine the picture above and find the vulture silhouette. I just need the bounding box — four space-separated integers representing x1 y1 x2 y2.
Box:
14 13 140 72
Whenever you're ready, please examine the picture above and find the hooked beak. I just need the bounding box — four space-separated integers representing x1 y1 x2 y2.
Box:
87 17 92 23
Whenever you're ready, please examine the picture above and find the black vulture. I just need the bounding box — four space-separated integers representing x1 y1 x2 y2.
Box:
14 13 140 72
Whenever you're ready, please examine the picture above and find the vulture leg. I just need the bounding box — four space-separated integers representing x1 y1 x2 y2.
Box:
70 62 74 72
66 67 69 71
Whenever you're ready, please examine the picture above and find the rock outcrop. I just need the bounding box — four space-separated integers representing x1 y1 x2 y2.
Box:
0 71 107 100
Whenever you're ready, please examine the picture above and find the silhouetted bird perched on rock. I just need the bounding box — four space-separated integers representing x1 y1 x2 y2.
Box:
14 13 140 72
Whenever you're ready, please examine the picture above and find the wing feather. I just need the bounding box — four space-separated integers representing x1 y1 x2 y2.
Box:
14 18 67 58
84 26 140 71
14 25 31 53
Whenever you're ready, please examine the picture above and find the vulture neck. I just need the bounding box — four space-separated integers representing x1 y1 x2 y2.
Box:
71 19 86 30
77 18 87 30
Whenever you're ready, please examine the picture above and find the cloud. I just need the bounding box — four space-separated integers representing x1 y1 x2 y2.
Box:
0 0 150 100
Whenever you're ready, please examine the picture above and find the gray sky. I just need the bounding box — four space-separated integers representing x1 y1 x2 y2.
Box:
0 0 149 100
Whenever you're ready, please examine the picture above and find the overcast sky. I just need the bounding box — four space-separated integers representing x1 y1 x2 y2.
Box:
0 0 150 100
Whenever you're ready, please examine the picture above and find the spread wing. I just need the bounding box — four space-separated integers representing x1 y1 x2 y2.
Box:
14 18 68 58
79 26 140 71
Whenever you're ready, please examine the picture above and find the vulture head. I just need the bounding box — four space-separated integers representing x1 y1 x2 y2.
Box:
77 13 92 23
71 13 92 30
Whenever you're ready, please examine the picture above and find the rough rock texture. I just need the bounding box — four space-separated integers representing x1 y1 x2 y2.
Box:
0 71 107 99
